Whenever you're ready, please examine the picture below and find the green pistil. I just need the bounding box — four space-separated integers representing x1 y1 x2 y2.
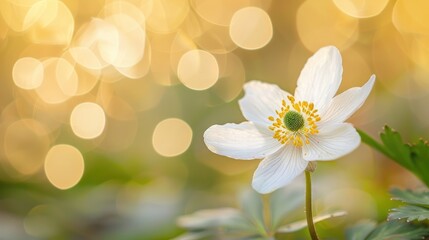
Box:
284 111 304 132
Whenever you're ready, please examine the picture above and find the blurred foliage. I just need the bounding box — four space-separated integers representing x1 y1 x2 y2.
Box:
346 220 429 240
175 188 346 240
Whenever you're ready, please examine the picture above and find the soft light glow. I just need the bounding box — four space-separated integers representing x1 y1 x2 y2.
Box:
12 57 44 90
29 0 75 45
54 58 79 96
145 0 189 33
192 0 251 26
229 7 273 50
177 50 219 90
0 0 43 32
296 0 358 51
24 205 60 238
101 13 146 68
392 0 429 35
152 118 193 157
333 0 389 18
70 102 106 139
212 53 245 102
68 47 103 70
4 119 50 175
35 57 77 104
61 49 101 96
44 144 84 190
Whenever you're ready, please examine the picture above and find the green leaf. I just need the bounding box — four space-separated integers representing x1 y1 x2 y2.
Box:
357 130 392 159
240 189 267 236
390 188 429 207
379 126 414 171
270 187 305 229
276 211 347 233
346 220 377 240
365 221 429 240
359 126 429 187
389 205 429 222
410 140 429 184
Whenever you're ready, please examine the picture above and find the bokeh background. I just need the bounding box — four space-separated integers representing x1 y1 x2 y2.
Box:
0 0 428 239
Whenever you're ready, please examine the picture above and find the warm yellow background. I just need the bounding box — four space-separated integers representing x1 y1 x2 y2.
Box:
0 0 427 238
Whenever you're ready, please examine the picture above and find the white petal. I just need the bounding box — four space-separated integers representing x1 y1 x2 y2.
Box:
204 122 282 160
302 123 360 161
321 75 375 123
238 81 290 127
294 46 343 110
252 145 308 194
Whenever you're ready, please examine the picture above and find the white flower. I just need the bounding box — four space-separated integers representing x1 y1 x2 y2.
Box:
204 46 375 194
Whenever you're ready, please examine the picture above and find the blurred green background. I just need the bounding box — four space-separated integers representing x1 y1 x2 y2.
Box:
0 0 428 239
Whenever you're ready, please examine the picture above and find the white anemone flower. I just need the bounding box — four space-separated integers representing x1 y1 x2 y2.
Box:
204 46 375 194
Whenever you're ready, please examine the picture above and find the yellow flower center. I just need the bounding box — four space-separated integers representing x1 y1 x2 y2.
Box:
268 96 321 147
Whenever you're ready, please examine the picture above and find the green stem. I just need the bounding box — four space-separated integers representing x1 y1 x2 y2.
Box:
305 170 320 240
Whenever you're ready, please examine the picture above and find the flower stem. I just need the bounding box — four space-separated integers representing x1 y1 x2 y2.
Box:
305 169 320 240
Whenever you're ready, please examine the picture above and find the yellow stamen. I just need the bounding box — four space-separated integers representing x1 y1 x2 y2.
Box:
267 95 321 147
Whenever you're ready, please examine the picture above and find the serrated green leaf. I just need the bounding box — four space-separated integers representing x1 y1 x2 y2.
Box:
276 211 347 233
357 130 393 159
410 140 429 185
346 220 377 240
389 205 429 222
390 188 429 207
366 221 429 240
379 126 414 171
359 126 429 187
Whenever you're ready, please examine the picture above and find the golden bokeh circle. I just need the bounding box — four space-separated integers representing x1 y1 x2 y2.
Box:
12 57 44 90
44 144 84 190
296 0 358 51
333 0 389 18
229 7 273 50
70 102 106 139
177 49 219 90
152 118 193 157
